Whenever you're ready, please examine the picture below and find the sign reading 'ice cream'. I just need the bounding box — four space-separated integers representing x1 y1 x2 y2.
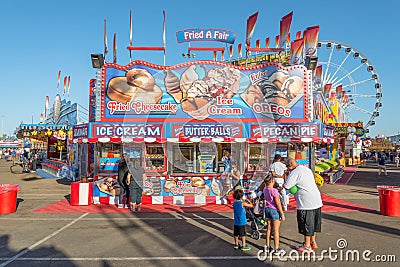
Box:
176 28 236 44
92 124 163 138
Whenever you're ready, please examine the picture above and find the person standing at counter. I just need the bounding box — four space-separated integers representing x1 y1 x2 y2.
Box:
117 154 130 209
221 149 235 195
127 159 146 212
231 164 242 189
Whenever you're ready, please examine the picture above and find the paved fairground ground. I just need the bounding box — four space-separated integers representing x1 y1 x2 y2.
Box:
0 159 399 267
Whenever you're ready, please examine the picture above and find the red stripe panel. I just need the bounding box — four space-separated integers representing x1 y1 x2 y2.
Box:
184 196 196 204
206 196 216 204
163 196 174 205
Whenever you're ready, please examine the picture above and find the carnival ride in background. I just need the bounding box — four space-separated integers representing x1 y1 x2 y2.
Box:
316 40 382 133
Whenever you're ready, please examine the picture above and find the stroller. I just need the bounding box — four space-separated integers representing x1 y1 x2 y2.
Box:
246 190 268 240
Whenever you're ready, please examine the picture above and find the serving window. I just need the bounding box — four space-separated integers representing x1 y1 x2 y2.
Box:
169 143 196 173
247 143 268 171
167 142 244 174
97 143 122 172
145 144 166 172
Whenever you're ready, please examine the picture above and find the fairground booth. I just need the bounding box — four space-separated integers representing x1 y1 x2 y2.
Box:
69 10 349 205
17 92 86 178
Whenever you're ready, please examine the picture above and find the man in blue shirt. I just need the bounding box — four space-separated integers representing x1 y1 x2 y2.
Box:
378 155 389 176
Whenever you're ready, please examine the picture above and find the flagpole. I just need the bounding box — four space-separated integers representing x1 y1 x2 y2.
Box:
162 10 166 66
104 19 108 62
129 10 133 62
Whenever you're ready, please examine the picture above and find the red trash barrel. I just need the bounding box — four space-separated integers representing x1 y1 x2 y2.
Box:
0 184 21 214
377 185 400 216
70 182 93 206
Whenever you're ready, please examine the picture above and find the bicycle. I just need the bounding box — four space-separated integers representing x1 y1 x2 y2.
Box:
10 161 31 174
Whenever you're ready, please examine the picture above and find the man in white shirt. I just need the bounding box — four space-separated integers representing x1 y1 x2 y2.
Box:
284 158 323 253
269 154 288 210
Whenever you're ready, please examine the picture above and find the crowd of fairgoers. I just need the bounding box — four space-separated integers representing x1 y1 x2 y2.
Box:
0 148 46 165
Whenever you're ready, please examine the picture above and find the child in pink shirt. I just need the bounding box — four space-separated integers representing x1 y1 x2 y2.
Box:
263 174 285 255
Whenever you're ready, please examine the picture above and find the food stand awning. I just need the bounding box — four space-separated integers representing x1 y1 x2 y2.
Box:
71 136 326 144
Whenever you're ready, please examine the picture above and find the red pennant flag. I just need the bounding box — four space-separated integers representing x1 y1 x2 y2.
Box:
57 70 61 88
275 35 280 48
213 50 217 61
238 43 242 58
63 77 67 95
265 37 270 48
296 31 301 39
324 84 332 97
303 25 320 57
314 65 322 84
246 12 258 48
45 96 49 109
290 38 304 65
221 49 225 60
229 45 233 58
279 11 293 48
336 85 343 98
255 39 260 49
286 33 290 45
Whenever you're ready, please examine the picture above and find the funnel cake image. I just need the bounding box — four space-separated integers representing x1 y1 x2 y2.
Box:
241 69 303 108
107 68 162 104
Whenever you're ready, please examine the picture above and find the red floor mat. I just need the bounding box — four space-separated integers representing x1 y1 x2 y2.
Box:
33 194 375 213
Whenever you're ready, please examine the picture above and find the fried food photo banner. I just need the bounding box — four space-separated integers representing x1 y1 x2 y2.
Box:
100 61 309 123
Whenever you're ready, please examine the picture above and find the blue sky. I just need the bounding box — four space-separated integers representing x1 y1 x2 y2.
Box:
0 0 398 138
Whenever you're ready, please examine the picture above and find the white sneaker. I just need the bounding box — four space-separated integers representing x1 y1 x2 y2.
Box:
117 204 124 209
273 248 285 256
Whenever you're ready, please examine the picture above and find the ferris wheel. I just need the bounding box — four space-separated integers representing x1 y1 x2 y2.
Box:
315 40 382 133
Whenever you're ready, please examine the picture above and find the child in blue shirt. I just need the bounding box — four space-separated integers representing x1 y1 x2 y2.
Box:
233 189 253 251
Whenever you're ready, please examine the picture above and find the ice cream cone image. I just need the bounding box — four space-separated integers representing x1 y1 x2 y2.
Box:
180 65 198 98
164 70 183 103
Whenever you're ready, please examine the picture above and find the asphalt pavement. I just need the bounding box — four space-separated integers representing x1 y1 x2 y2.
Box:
0 159 399 267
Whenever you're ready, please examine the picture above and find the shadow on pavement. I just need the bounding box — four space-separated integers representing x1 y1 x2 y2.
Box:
323 213 400 236
0 235 78 267
56 178 72 186
21 177 42 182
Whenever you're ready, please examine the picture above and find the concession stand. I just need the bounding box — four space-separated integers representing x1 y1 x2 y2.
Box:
71 13 335 204
72 60 332 205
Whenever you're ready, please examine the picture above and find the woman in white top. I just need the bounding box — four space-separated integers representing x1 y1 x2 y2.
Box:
269 154 288 211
